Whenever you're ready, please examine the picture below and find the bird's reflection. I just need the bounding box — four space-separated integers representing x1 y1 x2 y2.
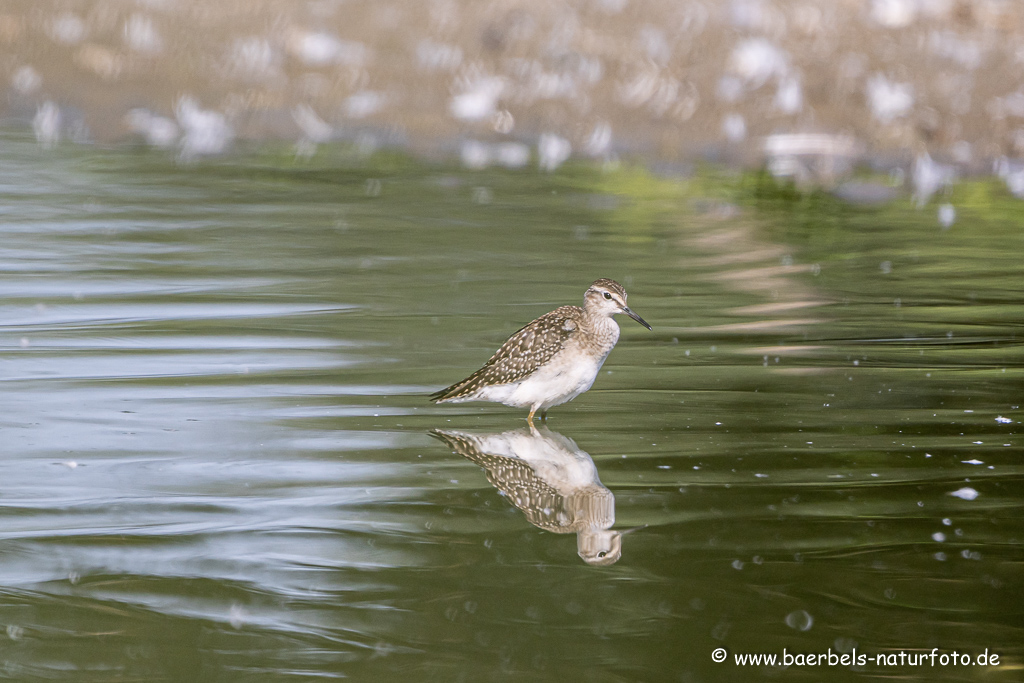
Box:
431 425 635 566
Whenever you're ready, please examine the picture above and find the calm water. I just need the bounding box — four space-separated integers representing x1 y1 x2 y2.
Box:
1 132 1021 682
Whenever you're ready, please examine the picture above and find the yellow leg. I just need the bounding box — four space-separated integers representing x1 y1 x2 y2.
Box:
527 406 537 422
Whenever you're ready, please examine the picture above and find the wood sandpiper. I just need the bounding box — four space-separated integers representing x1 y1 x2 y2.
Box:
430 278 651 421
431 426 634 565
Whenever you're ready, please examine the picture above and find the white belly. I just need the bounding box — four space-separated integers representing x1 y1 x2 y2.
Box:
475 351 606 410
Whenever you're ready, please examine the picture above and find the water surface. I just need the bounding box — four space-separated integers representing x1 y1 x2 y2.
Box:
1 133 1022 681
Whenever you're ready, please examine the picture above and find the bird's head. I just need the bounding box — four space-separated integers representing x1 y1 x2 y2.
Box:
578 529 623 566
585 279 652 330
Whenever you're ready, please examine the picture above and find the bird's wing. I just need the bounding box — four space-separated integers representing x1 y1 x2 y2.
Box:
430 429 575 533
430 306 580 401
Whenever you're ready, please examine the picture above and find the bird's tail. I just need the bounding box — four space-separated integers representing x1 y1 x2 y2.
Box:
429 367 486 403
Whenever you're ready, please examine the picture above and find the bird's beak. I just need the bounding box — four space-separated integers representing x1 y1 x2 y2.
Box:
622 307 652 330
619 524 648 536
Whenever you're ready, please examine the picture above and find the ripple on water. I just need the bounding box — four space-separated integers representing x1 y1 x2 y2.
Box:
0 132 1020 679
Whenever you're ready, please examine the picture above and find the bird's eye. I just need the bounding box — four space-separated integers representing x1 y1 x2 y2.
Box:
603 292 612 300
598 551 607 557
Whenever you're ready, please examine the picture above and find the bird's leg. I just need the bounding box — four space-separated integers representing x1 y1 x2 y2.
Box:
539 409 548 421
527 406 537 423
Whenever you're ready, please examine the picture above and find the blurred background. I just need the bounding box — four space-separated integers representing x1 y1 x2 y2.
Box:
1 2 1022 682
5 0 1024 185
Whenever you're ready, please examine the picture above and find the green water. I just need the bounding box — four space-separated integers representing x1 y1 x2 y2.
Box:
1 132 1021 681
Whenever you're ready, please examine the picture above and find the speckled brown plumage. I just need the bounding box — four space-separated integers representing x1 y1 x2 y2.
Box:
429 429 574 532
429 305 581 402
429 426 624 565
429 278 651 420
